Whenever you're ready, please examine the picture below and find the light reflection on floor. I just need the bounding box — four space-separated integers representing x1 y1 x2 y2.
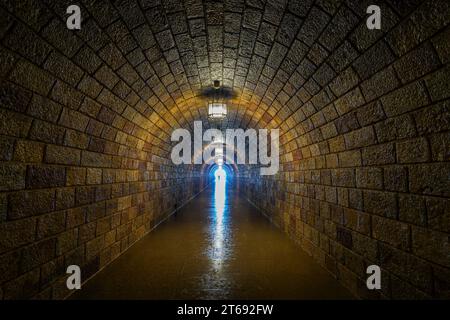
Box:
212 168 227 270
72 176 353 300
202 166 232 298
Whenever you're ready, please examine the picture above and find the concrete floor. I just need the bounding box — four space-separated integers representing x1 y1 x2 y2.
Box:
71 179 353 300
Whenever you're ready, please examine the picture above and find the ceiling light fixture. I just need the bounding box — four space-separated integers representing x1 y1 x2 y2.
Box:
208 80 227 120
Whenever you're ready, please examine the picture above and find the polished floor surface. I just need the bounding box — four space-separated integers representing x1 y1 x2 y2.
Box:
72 178 353 299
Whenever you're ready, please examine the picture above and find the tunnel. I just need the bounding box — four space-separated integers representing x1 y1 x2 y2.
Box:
0 0 449 301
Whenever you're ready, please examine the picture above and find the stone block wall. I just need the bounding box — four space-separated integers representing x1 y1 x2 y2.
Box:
239 0 450 299
0 1 203 299
0 0 449 300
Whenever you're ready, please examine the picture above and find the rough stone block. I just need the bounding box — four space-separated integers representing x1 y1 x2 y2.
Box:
432 25 450 63
361 67 399 102
414 101 450 135
74 45 103 74
37 211 66 239
86 168 103 185
331 168 355 188
425 65 450 102
0 250 20 284
81 151 112 168
319 6 358 51
0 163 26 191
412 227 450 267
0 219 36 254
66 167 86 187
298 6 329 46
343 208 370 235
336 226 353 249
373 216 410 250
363 190 397 219
26 165 66 189
394 42 441 83
344 126 376 149
27 94 62 123
75 186 96 206
0 136 15 161
56 188 75 211
409 163 450 197
384 166 408 192
329 67 359 97
8 190 55 219
99 43 126 70
381 81 429 117
378 243 433 294
44 51 84 86
356 167 383 190
86 236 105 261
334 87 365 115
327 41 358 72
276 13 302 47
433 264 450 299
356 100 386 126
9 60 55 96
65 130 89 149
399 194 426 226
396 137 430 163
78 75 103 99
29 120 65 144
426 197 450 233
46 145 81 166
20 238 56 274
0 80 32 113
4 24 51 65
2 268 40 299
94 65 120 90
56 229 78 256
41 19 83 57
338 150 361 167
375 115 416 143
59 108 90 132
0 109 33 138
353 41 395 80
40 256 65 288
334 112 360 134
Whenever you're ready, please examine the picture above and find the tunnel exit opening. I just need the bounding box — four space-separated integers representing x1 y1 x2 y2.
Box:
213 166 226 182
208 163 233 183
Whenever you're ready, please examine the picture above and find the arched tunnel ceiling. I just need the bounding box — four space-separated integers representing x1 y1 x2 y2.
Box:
1 0 439 157
6 0 356 140
84 0 319 133
1 0 449 300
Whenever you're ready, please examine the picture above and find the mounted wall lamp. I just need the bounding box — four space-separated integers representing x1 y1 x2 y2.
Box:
208 80 227 120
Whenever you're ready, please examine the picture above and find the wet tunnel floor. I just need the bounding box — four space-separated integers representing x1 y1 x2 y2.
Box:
72 180 353 300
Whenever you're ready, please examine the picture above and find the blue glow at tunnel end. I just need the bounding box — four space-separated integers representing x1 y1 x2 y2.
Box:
214 166 226 181
209 163 232 182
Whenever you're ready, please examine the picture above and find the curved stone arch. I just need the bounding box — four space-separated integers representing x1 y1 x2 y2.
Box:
0 0 448 300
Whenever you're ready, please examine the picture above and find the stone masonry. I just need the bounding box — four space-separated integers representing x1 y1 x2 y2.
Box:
0 0 449 299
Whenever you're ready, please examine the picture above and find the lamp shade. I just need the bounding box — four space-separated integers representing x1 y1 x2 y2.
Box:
208 102 227 119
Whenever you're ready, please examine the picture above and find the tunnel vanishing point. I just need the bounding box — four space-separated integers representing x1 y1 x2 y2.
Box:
0 0 449 300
